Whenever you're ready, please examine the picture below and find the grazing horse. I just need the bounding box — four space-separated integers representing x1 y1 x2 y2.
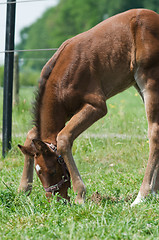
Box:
18 9 159 206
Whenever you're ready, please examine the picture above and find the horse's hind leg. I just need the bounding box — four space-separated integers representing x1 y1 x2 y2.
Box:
150 163 159 194
57 99 107 204
18 127 37 194
132 73 159 206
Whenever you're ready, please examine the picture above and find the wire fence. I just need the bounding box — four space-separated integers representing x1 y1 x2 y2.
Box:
0 48 58 54
0 0 59 59
1 0 60 156
0 0 55 5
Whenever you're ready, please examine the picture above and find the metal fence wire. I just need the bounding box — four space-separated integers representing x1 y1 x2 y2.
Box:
0 0 54 5
0 48 58 54
0 0 58 55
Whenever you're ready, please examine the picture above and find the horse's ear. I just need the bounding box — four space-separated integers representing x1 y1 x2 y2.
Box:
18 144 35 157
32 139 52 155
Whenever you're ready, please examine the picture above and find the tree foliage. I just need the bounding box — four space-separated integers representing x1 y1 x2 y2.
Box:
17 0 159 70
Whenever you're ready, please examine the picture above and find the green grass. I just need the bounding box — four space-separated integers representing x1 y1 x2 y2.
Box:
0 87 159 240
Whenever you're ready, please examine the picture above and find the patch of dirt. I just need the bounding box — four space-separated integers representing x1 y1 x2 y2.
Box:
90 191 103 204
90 191 133 205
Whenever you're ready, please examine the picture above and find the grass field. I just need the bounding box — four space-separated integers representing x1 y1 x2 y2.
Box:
0 86 159 240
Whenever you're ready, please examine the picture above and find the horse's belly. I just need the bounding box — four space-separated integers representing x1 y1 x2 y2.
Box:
101 68 134 99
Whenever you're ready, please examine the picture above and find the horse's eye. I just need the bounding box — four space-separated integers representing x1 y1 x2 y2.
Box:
35 152 40 158
35 164 42 174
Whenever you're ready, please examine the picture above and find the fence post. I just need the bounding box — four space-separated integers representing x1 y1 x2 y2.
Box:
2 0 16 157
13 53 19 106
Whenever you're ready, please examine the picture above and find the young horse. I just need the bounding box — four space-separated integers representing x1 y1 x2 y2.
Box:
18 9 159 206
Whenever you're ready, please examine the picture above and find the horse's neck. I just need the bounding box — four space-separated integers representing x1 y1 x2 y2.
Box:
39 86 66 145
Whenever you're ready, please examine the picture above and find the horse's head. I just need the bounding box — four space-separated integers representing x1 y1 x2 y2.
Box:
18 139 70 201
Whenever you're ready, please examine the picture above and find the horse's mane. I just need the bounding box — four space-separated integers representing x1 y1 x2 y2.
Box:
33 39 71 138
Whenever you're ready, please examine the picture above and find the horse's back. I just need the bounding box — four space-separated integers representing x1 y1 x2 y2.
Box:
74 9 159 97
42 9 159 103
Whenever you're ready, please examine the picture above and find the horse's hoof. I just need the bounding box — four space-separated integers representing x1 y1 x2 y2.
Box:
75 197 85 204
131 192 143 207
18 183 32 195
75 192 85 204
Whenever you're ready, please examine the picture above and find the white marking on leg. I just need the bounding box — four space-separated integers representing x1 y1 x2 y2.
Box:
131 191 143 207
35 164 41 173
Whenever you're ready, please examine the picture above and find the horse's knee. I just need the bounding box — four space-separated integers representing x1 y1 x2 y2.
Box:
57 133 72 154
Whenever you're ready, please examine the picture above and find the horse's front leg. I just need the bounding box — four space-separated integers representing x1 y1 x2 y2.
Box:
57 101 107 204
132 78 159 206
18 127 37 194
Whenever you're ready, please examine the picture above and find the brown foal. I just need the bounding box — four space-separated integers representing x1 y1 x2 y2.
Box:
18 9 159 206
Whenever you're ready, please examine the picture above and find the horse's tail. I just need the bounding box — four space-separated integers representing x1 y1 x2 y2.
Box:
39 39 71 86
